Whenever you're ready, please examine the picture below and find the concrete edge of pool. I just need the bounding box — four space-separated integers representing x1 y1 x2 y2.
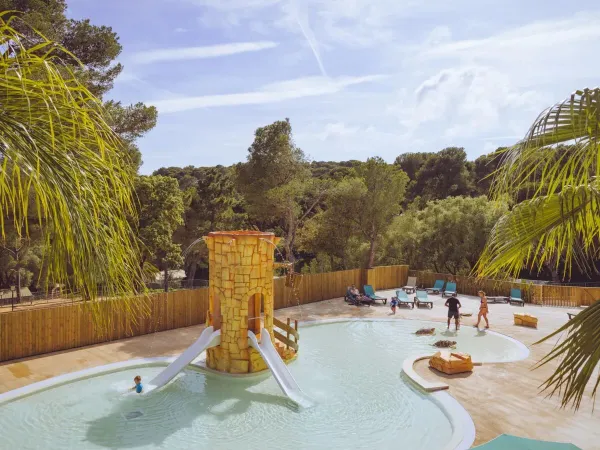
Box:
0 318 530 450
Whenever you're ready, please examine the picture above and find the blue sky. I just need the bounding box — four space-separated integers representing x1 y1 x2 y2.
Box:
67 0 600 174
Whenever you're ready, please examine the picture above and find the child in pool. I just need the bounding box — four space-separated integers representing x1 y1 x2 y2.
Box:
390 297 398 314
131 375 143 393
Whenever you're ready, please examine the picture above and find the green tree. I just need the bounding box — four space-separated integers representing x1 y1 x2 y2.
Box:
236 119 327 264
395 152 431 180
105 101 157 172
423 196 507 273
471 150 504 196
134 176 185 291
1 2 122 96
320 157 409 268
477 88 600 409
382 197 507 273
0 3 157 169
0 16 143 314
0 224 43 300
409 147 474 205
155 165 247 283
382 209 426 268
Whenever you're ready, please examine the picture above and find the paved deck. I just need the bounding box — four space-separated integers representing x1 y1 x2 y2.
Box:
0 291 597 449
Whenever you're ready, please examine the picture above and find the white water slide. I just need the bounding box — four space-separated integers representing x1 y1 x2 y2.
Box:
248 328 313 408
145 326 221 393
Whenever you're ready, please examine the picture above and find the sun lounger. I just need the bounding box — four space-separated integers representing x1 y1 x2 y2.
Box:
402 276 417 294
392 290 414 309
345 286 373 307
441 282 457 298
426 279 445 294
509 288 525 306
363 285 387 305
414 290 433 309
487 296 509 304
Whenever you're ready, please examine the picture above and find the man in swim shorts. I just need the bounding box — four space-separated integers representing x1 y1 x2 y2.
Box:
445 295 462 331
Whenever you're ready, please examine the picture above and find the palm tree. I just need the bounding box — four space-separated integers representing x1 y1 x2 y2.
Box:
0 14 144 329
477 88 600 409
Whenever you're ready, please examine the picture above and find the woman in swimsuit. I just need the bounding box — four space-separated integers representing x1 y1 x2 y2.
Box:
475 290 489 329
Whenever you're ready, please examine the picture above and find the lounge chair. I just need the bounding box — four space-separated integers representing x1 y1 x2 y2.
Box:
363 285 387 305
509 288 525 307
392 290 414 309
442 282 457 298
487 295 509 304
402 276 417 294
414 290 433 309
426 279 445 294
344 286 373 307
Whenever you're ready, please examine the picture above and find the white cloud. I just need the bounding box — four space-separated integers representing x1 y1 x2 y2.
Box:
185 0 281 10
131 41 278 64
419 12 600 84
398 66 542 139
174 27 188 33
315 122 360 140
148 75 385 113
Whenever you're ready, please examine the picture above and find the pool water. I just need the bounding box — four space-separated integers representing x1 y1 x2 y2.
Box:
0 320 526 450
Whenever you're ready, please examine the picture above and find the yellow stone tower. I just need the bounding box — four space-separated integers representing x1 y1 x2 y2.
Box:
204 230 291 374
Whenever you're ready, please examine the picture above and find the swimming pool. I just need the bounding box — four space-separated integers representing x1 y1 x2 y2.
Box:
0 319 528 450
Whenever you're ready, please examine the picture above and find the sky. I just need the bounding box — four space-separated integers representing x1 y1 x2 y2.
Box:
67 0 600 174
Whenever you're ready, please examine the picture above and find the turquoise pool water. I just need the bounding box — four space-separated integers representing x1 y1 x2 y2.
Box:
0 320 526 449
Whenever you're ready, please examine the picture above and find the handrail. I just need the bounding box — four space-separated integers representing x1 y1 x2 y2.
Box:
273 317 299 339
274 330 298 351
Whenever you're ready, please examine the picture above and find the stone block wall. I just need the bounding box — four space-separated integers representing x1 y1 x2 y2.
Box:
204 231 279 374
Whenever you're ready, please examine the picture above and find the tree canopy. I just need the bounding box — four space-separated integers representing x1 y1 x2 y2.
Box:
0 14 143 308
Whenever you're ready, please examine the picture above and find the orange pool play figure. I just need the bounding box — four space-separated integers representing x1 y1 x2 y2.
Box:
429 351 474 375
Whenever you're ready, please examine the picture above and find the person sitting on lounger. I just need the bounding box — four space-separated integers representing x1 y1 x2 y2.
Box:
445 295 461 330
349 285 371 306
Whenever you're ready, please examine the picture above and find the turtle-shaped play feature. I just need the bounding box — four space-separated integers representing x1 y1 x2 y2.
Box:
415 327 436 336
432 340 457 348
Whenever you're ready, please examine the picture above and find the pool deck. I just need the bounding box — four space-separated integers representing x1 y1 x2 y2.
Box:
0 291 597 449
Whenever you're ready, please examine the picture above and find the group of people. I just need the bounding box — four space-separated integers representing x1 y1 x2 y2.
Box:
389 289 490 331
444 290 490 331
347 285 368 305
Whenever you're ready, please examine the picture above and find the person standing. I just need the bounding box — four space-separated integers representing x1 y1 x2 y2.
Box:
475 290 490 329
445 295 462 330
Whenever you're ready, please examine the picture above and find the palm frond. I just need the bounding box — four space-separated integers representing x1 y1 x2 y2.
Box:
0 14 145 330
477 87 600 410
534 300 600 410
477 183 600 279
491 88 599 202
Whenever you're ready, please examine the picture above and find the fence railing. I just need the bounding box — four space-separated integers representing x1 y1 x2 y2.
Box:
0 265 409 363
0 279 211 311
408 270 599 308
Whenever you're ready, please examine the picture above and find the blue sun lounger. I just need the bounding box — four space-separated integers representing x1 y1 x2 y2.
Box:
426 279 445 294
363 285 387 305
442 282 457 298
414 290 433 309
509 288 525 307
392 290 414 309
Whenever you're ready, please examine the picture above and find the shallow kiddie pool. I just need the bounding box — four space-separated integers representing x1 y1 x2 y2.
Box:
0 319 528 450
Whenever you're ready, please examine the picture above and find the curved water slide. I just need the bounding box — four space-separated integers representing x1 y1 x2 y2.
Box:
248 328 313 408
145 326 221 393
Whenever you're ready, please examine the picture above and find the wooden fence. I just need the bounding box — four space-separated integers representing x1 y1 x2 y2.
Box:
366 265 409 290
409 270 600 307
0 265 408 363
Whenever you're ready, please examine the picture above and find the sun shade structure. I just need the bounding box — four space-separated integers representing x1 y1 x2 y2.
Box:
473 434 582 450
